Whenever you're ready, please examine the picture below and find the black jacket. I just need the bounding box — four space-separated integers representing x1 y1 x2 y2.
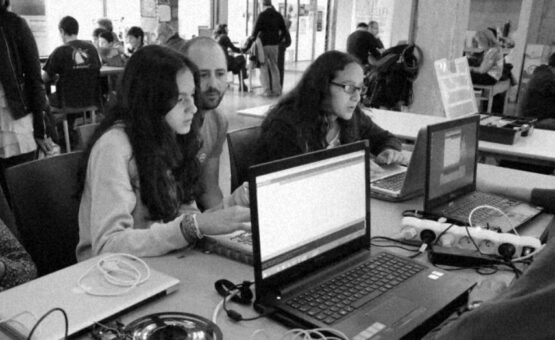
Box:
0 9 49 138
255 105 402 164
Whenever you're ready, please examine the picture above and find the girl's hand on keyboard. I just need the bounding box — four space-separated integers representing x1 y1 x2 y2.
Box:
376 149 405 165
370 159 385 176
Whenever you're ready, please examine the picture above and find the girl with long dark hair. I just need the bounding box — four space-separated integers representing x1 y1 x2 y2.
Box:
76 45 249 261
255 50 404 172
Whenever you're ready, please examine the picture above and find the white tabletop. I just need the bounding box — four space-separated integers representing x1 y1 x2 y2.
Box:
73 163 555 339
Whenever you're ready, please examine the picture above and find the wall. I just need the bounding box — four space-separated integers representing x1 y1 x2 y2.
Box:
332 0 354 51
468 0 522 31
410 0 470 116
527 0 555 45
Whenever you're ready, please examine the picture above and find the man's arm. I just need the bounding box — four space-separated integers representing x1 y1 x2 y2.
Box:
198 156 224 211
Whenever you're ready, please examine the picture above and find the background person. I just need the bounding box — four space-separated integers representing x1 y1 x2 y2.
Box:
76 45 250 261
518 53 555 128
98 30 126 67
254 50 404 173
214 24 249 91
0 0 55 199
469 29 503 86
125 26 145 57
155 22 187 55
243 0 287 97
346 22 382 68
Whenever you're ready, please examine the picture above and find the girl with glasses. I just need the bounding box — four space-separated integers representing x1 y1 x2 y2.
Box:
254 50 404 172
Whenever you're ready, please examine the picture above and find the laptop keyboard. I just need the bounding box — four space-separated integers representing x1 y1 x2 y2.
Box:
442 192 520 225
284 253 425 325
372 172 406 191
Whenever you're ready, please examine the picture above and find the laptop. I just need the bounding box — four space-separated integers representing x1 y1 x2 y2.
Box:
424 115 543 232
249 141 475 340
0 254 179 340
370 126 427 201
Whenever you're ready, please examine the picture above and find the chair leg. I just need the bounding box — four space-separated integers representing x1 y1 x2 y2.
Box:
63 118 71 153
91 110 96 123
239 72 244 94
487 89 494 113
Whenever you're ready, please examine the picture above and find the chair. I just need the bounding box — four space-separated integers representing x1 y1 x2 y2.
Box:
75 122 100 150
5 152 83 276
226 126 261 193
0 185 18 241
474 78 511 113
50 67 102 153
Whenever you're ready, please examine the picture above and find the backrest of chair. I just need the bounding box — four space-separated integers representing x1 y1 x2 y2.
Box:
226 126 261 193
5 152 83 276
0 185 18 240
57 67 101 108
75 122 100 150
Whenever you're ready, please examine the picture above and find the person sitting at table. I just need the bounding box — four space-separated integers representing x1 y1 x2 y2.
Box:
213 24 249 92
98 30 126 67
125 26 145 57
0 218 37 291
76 45 250 261
426 183 555 340
518 53 555 130
96 17 120 45
469 29 503 86
254 50 404 173
43 16 101 147
92 27 106 49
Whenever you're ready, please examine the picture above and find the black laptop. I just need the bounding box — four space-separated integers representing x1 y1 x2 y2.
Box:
371 126 427 201
249 141 475 340
424 115 543 232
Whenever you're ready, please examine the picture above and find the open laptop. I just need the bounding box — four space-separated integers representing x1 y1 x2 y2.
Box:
0 254 179 340
249 141 475 340
424 115 543 232
371 126 427 201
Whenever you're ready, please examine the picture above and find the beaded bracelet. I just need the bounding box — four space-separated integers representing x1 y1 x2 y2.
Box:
180 214 202 244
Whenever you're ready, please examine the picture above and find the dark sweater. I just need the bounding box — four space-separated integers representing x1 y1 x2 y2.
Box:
250 6 287 46
254 106 402 164
0 10 48 138
519 65 555 120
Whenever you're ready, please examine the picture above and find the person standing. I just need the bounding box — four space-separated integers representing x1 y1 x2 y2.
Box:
244 0 287 97
277 12 292 89
0 0 54 199
155 23 187 55
369 21 385 54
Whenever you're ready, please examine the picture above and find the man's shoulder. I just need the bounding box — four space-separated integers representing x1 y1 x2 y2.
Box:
203 109 229 131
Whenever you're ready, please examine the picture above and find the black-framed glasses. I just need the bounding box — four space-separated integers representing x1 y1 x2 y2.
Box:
330 82 367 95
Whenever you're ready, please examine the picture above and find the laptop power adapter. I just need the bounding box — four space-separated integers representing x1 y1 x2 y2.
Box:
428 246 502 267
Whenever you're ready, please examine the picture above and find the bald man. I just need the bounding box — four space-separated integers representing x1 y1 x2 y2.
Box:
183 37 229 210
155 22 187 54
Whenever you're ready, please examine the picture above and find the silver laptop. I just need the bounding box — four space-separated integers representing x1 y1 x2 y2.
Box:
0 254 179 340
424 115 543 232
249 141 475 340
371 127 427 201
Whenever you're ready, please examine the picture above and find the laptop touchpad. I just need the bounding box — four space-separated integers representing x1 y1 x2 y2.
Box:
365 296 425 327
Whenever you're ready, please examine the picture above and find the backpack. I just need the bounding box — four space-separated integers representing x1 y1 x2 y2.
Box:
363 43 422 110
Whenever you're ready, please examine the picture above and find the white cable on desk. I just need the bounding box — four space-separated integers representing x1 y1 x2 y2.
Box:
211 290 240 324
468 205 518 235
77 253 151 296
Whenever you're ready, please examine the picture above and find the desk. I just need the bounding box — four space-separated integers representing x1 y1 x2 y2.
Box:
237 105 555 168
73 164 553 339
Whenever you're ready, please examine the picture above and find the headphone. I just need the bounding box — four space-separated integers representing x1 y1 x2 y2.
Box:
214 279 264 322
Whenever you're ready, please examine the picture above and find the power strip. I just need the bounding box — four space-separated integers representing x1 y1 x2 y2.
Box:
400 216 541 258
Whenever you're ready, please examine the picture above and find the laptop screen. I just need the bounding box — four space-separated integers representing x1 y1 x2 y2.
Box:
426 115 479 207
251 143 368 280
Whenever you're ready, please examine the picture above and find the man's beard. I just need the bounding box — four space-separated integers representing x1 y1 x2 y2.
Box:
199 88 224 110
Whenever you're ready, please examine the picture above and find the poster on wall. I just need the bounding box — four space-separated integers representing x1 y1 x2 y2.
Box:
11 0 48 57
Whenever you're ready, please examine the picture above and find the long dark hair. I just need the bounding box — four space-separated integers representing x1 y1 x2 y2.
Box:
262 50 362 149
78 45 203 222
